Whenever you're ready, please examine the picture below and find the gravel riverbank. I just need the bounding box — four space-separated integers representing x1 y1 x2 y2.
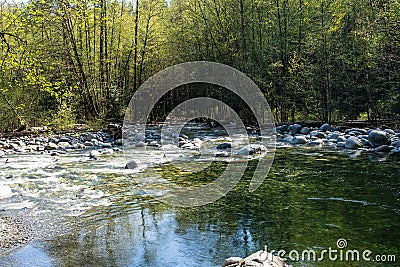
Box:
0 215 31 251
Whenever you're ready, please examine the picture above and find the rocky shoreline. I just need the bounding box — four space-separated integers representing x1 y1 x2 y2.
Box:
0 122 399 162
277 123 400 155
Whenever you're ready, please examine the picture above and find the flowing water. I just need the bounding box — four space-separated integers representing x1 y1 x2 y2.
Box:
0 141 399 266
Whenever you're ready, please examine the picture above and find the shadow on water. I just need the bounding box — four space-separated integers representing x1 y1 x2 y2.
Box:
0 148 399 266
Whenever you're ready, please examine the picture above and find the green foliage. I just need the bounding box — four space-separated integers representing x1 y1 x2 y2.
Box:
0 0 398 130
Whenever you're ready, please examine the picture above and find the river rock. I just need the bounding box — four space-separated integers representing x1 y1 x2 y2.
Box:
84 141 94 146
0 150 5 157
384 129 395 135
45 142 58 150
58 141 70 148
217 143 232 150
101 148 113 155
368 130 391 147
290 135 308 145
337 142 346 147
222 257 243 267
360 138 370 146
311 131 326 139
114 139 123 146
85 133 97 141
125 160 138 169
58 136 70 143
135 141 146 147
319 123 331 132
289 124 302 135
391 140 400 148
135 132 145 142
100 142 112 148
300 127 310 135
89 150 101 159
329 132 340 140
345 136 363 149
375 145 392 152
283 135 293 143
309 139 324 146
237 144 267 156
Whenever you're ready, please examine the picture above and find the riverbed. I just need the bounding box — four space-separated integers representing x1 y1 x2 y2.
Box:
0 140 399 266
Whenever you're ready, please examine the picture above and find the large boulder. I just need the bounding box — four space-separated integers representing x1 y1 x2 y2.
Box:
300 127 310 135
345 136 363 149
289 124 302 135
368 130 391 147
319 123 331 132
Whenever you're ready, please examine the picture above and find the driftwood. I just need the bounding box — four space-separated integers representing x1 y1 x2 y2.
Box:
222 250 293 267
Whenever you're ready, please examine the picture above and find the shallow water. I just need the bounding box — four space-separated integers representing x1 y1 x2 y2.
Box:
0 145 399 266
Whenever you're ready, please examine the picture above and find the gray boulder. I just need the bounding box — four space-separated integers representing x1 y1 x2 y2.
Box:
336 136 347 142
125 160 138 169
345 136 363 149
329 133 340 140
311 131 326 139
290 124 302 135
320 123 331 132
300 127 310 135
217 143 232 150
368 130 391 147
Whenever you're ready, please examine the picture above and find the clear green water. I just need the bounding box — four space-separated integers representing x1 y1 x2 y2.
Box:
0 147 399 266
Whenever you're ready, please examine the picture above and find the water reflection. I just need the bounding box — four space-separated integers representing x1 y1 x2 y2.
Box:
1 148 399 266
